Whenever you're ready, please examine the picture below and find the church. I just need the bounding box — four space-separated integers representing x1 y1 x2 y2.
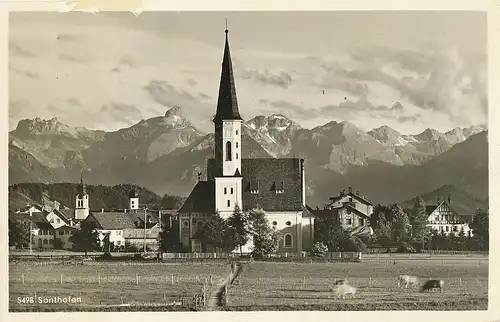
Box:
177 28 315 254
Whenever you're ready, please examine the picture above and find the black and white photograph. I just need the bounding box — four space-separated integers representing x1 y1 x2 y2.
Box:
6 9 490 312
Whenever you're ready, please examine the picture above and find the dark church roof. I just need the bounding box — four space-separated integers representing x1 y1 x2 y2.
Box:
178 181 216 213
180 158 304 213
213 29 242 123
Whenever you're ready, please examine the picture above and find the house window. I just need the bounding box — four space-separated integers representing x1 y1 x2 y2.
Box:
236 153 239 160
285 221 291 226
284 234 293 248
224 187 227 195
197 221 203 232
440 226 444 232
230 188 234 194
446 226 450 232
56 219 60 224
227 200 231 207
360 218 364 226
275 181 285 194
131 201 135 206
49 239 53 244
116 241 121 246
43 239 48 245
346 218 352 225
250 180 260 194
226 141 232 161
453 226 458 232
236 130 238 135
183 221 189 228
59 231 64 235
117 231 122 235
236 142 239 148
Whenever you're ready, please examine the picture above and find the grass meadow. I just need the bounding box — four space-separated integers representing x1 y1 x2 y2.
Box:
9 255 488 311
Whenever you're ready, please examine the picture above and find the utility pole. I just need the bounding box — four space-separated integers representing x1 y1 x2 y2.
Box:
143 207 147 254
29 207 33 252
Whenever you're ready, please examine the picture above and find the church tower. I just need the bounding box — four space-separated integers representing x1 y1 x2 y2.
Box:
75 173 90 220
213 27 243 217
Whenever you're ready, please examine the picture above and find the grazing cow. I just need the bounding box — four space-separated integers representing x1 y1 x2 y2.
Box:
398 275 419 289
334 279 348 285
331 283 357 299
421 279 444 293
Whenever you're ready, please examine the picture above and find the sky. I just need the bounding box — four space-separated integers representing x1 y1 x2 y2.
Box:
9 11 487 134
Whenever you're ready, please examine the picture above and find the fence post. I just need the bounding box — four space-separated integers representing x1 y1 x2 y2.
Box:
22 273 25 285
303 276 305 286
171 273 174 285
136 273 139 285
60 273 63 284
98 273 101 285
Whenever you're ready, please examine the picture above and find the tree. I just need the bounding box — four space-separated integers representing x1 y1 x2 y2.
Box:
311 242 328 257
53 238 63 250
456 227 468 251
390 205 411 243
69 221 100 256
373 213 393 250
227 204 252 255
470 209 489 251
198 211 234 252
248 209 281 259
411 196 429 249
8 219 31 249
371 204 392 228
159 214 180 252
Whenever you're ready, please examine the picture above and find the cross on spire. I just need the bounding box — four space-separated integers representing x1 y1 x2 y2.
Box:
213 23 242 123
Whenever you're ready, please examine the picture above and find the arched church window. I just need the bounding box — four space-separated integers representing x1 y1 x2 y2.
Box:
236 153 239 159
236 130 238 135
284 234 293 248
226 141 232 161
236 142 238 148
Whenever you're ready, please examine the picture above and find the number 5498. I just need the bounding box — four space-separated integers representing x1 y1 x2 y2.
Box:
17 296 34 304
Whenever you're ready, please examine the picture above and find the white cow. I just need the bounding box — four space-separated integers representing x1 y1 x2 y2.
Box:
398 275 419 289
331 283 357 299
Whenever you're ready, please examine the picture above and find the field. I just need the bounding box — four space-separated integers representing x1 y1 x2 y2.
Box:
9 255 488 311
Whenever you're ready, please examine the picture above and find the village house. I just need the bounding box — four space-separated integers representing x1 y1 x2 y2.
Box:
177 28 314 254
425 197 473 236
310 187 374 237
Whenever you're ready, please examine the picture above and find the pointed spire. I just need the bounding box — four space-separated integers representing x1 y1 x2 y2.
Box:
80 172 87 195
214 26 242 123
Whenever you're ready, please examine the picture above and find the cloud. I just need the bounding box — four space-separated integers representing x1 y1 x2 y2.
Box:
56 33 85 42
397 115 421 123
59 54 85 64
310 44 487 128
144 80 202 106
259 99 319 119
100 103 143 125
239 68 293 88
9 43 36 58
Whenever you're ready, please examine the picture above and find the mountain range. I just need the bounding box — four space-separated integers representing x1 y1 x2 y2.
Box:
9 106 488 213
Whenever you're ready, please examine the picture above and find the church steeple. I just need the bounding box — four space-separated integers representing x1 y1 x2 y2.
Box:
213 27 242 123
79 173 87 195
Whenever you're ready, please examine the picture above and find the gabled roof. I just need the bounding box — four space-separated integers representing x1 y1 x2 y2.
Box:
328 192 373 206
241 158 303 211
344 205 371 219
55 225 78 231
202 158 304 212
88 212 138 230
213 29 242 123
123 228 160 239
58 208 76 219
425 204 441 216
178 181 215 213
